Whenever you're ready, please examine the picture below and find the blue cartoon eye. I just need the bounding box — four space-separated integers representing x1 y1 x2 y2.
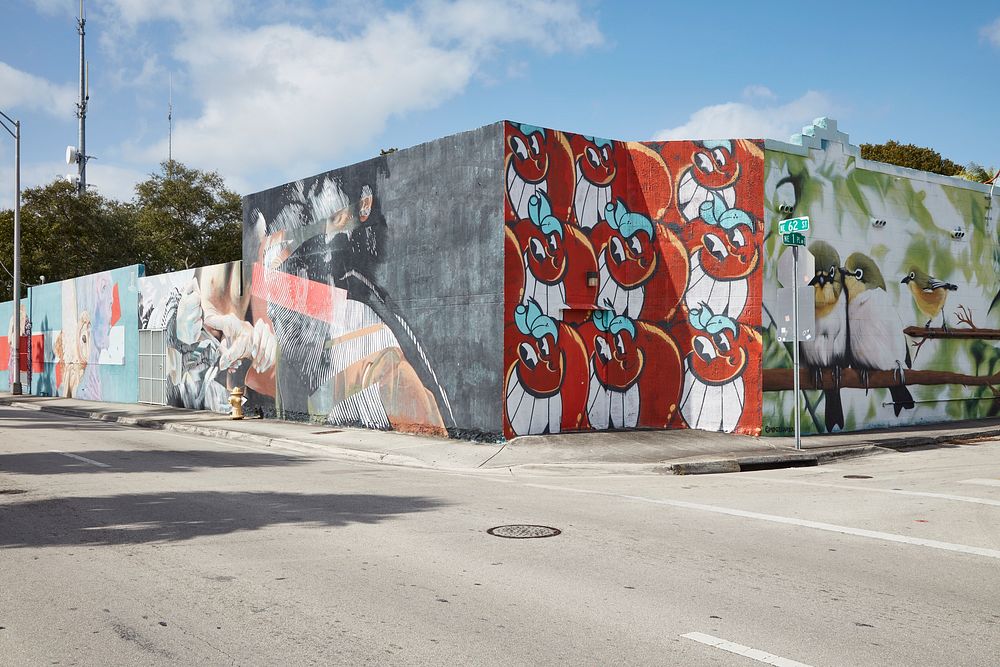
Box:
586 146 600 168
712 148 728 166
601 146 611 161
530 237 546 262
518 342 538 369
854 268 864 281
615 333 626 356
596 336 612 363
529 133 541 155
712 332 731 353
610 237 626 264
510 136 528 160
539 335 551 357
629 235 643 256
728 227 746 248
547 233 559 254
695 152 714 173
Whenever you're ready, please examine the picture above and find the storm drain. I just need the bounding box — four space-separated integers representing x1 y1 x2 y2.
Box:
487 525 561 539
843 475 873 479
0 489 27 495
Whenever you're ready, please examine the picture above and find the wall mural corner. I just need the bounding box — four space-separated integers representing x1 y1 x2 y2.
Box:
763 146 1000 435
503 125 765 438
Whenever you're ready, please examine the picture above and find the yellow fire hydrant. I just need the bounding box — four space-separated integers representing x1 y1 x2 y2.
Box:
229 386 245 420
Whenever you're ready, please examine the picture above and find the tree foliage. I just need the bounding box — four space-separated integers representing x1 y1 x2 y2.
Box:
860 140 963 177
0 160 242 301
860 140 995 183
134 160 242 275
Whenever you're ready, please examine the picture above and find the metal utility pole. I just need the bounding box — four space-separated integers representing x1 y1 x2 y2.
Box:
76 0 88 195
0 110 22 394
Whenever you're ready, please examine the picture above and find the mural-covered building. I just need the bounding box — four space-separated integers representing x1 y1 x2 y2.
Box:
2 119 997 442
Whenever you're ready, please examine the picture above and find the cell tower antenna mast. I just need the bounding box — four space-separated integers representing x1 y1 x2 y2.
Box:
168 73 173 177
75 0 89 195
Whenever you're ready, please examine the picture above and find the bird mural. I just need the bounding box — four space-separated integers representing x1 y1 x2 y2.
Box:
842 252 914 416
801 241 847 432
900 267 958 329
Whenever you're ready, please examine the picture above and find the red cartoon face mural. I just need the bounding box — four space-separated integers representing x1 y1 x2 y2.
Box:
503 122 764 439
505 123 575 224
676 302 761 433
508 192 597 317
504 299 589 435
576 311 682 430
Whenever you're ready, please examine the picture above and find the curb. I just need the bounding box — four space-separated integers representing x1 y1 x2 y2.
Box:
1 399 433 469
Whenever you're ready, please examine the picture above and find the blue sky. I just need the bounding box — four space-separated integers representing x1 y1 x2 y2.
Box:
1 0 998 208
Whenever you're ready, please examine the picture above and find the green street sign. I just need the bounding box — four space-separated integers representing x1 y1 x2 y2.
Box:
782 232 806 246
778 216 810 234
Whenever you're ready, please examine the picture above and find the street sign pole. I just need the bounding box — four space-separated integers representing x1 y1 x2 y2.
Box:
791 245 801 450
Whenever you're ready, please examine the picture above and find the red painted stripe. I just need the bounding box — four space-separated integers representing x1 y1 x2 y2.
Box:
31 335 44 373
250 263 347 322
0 336 7 371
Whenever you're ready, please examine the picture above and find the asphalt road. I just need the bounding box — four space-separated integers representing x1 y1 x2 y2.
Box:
1 405 998 666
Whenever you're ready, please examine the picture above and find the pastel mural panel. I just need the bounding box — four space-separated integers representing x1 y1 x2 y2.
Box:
763 132 1000 434
138 261 246 413
502 122 764 438
28 265 142 403
0 298 31 391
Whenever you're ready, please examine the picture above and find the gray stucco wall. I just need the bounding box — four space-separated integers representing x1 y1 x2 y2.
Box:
242 123 504 438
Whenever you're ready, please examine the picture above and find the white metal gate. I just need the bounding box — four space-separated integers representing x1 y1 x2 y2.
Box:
139 328 167 405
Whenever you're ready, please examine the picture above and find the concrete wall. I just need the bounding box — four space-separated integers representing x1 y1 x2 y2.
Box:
27 265 143 403
0 297 30 391
502 122 765 437
138 261 245 413
242 123 504 438
762 118 1000 434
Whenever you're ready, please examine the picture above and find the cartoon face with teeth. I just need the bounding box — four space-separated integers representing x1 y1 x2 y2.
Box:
678 302 760 433
675 140 741 222
504 299 589 437
578 311 682 430
590 199 688 320
508 191 597 317
684 193 760 318
505 123 574 223
570 135 616 229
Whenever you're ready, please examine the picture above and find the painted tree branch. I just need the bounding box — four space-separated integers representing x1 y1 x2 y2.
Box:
903 326 1000 340
763 368 1000 392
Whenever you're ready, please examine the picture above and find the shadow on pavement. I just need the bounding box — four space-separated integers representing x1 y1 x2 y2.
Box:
0 449 312 475
0 491 445 548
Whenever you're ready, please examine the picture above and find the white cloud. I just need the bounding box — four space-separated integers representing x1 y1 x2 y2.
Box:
99 0 601 188
982 17 1000 47
653 91 835 142
741 85 776 101
0 63 77 118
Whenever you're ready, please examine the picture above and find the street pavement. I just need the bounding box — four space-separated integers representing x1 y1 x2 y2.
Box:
1 404 998 665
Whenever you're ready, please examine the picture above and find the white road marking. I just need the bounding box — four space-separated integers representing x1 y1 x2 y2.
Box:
682 632 813 667
51 451 110 468
521 482 1000 560
744 477 1000 507
960 479 1000 488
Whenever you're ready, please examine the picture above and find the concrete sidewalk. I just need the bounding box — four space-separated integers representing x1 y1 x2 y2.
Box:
3 393 999 474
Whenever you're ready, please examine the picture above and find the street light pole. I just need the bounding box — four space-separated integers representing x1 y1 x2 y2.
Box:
0 109 22 395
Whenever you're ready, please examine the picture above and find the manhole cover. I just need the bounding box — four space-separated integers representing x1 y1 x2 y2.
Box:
0 489 27 495
487 525 561 539
843 475 873 479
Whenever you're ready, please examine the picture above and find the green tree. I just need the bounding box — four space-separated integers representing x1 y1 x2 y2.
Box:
0 160 243 301
133 160 243 274
0 181 140 301
860 140 964 177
